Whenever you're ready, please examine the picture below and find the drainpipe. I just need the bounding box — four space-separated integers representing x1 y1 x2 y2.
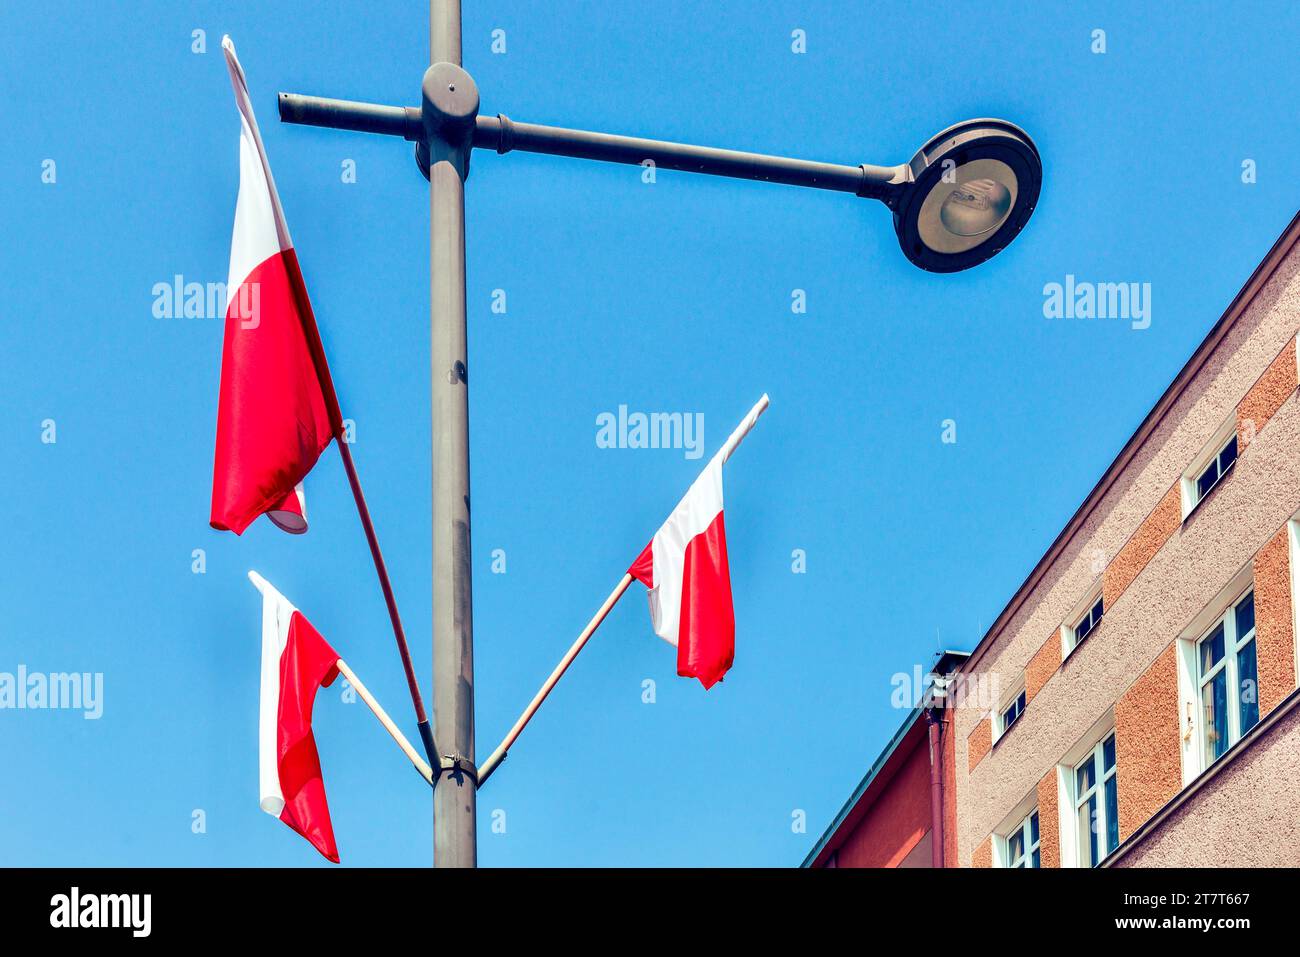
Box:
926 707 945 868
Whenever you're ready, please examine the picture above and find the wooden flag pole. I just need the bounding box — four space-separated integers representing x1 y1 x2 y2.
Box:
336 658 435 786
477 573 635 786
336 440 438 769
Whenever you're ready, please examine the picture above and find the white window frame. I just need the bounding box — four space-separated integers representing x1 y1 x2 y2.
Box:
1175 568 1258 784
992 789 1040 868
994 683 1027 742
1061 590 1104 658
1288 517 1300 685
1180 415 1239 519
1071 733 1118 868
1000 808 1041 868
1054 709 1116 869
1195 589 1258 768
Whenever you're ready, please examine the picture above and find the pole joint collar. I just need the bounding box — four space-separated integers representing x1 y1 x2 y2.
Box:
416 62 480 182
856 163 911 208
494 114 516 154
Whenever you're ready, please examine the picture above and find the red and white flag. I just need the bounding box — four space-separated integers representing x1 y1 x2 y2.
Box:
210 37 342 536
628 395 769 689
250 571 342 863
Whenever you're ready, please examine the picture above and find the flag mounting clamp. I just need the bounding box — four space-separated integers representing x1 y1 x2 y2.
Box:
438 753 479 787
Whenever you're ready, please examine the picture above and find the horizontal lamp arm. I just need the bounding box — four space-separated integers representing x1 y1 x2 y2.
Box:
474 114 906 197
276 92 906 198
278 93 422 140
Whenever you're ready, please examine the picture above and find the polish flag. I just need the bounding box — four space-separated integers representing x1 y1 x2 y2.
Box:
250 571 342 864
628 395 769 689
210 37 342 536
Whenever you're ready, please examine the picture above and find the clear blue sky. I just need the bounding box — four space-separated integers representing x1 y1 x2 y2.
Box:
3 0 1299 867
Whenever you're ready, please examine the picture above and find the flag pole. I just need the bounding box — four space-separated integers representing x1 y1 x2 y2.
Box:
719 393 770 464
336 440 439 768
476 393 770 787
478 573 635 786
336 658 435 785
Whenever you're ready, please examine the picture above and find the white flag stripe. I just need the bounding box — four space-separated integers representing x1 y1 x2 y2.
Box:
226 117 281 296
250 570 296 818
221 36 292 253
646 457 723 647
267 482 308 534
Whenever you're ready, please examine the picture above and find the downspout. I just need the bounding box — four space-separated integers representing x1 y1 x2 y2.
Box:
926 708 945 868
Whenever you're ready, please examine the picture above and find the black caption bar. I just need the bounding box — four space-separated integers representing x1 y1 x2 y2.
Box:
0 866 1270 943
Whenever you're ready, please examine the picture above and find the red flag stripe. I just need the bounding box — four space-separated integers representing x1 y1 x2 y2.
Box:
210 250 337 534
275 611 342 863
255 573 342 864
675 510 735 689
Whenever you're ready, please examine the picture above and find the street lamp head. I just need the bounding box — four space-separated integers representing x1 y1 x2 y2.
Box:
890 119 1041 273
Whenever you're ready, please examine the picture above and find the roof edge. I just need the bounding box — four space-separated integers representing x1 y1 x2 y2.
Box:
800 707 924 868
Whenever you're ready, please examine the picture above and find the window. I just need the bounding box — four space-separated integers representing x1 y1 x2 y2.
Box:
1004 809 1040 868
998 688 1027 738
1073 733 1118 867
1175 570 1257 784
1054 711 1117 867
1073 595 1104 647
993 792 1041 867
1196 590 1259 765
1290 520 1300 684
1062 589 1105 658
1194 435 1238 503
1182 426 1239 518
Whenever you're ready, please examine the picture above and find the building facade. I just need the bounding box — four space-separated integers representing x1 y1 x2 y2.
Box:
808 210 1300 868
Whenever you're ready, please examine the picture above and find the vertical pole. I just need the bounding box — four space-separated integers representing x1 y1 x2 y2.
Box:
431 0 462 65
926 710 944 868
428 0 477 867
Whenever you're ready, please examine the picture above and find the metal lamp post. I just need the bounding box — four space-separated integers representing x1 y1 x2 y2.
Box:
277 0 1042 868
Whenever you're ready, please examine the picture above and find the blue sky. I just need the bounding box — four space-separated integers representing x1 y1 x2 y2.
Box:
3 0 1299 867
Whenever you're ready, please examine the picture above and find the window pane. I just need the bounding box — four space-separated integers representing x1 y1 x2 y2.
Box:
1092 597 1104 623
1238 639 1259 737
1076 758 1095 796
1017 691 1026 713
1080 794 1099 867
1197 462 1218 498
1235 592 1255 638
1104 775 1119 855
1203 670 1228 761
1220 437 1238 472
1201 624 1225 673
1103 735 1116 772
1031 847 1040 868
1003 706 1015 729
1030 811 1040 844
1007 829 1024 864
